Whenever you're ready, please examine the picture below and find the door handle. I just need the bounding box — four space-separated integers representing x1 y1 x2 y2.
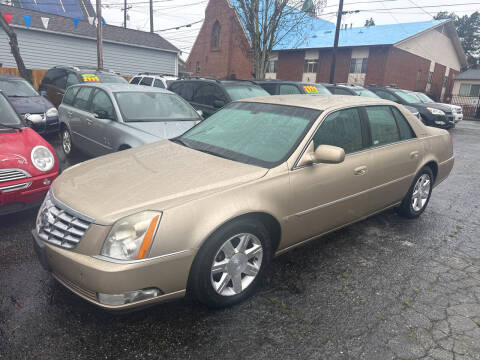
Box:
410 151 420 159
354 165 368 176
67 111 73 117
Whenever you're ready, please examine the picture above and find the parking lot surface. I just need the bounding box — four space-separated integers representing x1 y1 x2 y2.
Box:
1 121 480 360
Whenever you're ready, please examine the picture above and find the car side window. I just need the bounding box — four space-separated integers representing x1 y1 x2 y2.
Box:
52 70 67 90
91 89 116 120
192 84 223 106
140 77 153 86
130 77 141 85
260 83 277 95
153 79 165 88
66 72 80 88
63 86 80 105
313 107 364 154
391 106 415 140
365 105 401 146
374 90 397 102
279 84 301 95
72 87 93 112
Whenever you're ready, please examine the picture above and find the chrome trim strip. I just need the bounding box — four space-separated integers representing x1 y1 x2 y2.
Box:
93 249 191 264
50 190 95 223
290 173 414 218
0 181 32 192
439 156 454 165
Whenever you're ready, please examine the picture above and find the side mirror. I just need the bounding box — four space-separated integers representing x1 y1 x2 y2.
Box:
94 110 113 120
25 113 44 124
298 143 345 167
213 99 225 108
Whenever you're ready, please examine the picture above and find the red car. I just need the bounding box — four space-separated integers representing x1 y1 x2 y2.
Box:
0 91 58 216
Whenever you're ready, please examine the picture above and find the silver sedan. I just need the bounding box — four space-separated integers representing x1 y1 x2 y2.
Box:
58 83 201 158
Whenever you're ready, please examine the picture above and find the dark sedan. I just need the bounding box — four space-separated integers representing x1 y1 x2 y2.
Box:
0 74 59 135
367 86 454 129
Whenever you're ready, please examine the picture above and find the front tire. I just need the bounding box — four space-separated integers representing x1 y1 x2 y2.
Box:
61 127 75 158
397 166 434 218
189 218 272 308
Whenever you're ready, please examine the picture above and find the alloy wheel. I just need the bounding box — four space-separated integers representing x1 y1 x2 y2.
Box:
62 130 71 154
210 233 263 296
411 174 431 212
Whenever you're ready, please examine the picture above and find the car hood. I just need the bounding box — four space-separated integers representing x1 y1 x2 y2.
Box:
124 121 196 139
0 127 58 176
52 140 268 224
417 102 452 113
8 96 53 115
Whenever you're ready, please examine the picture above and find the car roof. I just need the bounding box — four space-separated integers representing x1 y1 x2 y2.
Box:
54 66 119 75
171 78 260 86
72 83 172 93
254 80 323 86
0 74 24 80
242 94 396 111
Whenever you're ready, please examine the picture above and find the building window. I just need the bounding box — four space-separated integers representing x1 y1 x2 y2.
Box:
427 71 433 84
196 61 200 73
266 60 277 73
349 58 368 74
211 20 221 51
443 76 448 87
459 83 480 97
304 59 318 73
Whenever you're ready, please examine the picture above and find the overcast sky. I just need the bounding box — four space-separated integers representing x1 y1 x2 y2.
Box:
98 0 479 60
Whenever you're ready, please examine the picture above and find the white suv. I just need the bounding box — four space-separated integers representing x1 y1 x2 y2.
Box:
129 74 177 89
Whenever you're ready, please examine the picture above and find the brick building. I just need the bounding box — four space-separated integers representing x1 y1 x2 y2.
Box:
187 0 467 101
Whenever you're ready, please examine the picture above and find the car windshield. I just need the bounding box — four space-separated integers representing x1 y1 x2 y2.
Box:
415 92 435 103
0 94 22 126
224 85 270 101
352 88 379 98
302 84 331 95
0 79 39 97
115 91 199 122
177 102 321 168
393 90 422 104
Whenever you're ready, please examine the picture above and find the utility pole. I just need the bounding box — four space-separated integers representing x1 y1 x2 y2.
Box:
149 0 153 33
124 0 127 28
329 0 344 84
96 0 103 69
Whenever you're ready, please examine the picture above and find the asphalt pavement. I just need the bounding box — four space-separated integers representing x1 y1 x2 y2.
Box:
1 121 480 360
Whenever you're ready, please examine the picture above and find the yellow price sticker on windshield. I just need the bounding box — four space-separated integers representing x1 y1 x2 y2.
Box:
82 74 100 82
303 85 319 94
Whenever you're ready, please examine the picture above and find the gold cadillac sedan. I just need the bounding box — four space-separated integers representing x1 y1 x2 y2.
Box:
32 95 454 310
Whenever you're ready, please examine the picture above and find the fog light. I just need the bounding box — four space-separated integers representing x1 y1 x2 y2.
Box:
435 121 445 125
97 288 162 306
43 178 51 186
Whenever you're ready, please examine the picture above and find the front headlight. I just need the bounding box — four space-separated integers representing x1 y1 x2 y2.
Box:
36 190 53 233
427 107 445 116
101 211 162 261
45 107 58 118
31 145 55 172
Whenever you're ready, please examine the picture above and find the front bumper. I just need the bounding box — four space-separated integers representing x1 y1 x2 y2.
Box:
31 230 194 310
0 172 58 216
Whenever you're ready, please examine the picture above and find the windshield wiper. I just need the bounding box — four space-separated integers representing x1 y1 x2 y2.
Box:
0 123 22 131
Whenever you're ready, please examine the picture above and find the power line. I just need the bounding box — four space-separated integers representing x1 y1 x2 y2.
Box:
156 18 203 31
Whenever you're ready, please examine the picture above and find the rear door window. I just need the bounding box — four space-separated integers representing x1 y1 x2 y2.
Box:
365 106 401 146
140 77 153 86
192 84 225 107
181 82 198 102
259 83 277 95
332 88 352 95
66 72 80 88
374 90 397 102
313 107 364 154
72 87 93 112
391 106 415 140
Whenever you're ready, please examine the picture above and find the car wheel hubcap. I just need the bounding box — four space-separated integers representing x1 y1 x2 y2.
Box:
411 174 431 212
211 232 263 297
63 130 71 154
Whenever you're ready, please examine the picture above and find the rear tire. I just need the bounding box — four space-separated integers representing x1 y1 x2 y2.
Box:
189 218 272 308
397 166 434 219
